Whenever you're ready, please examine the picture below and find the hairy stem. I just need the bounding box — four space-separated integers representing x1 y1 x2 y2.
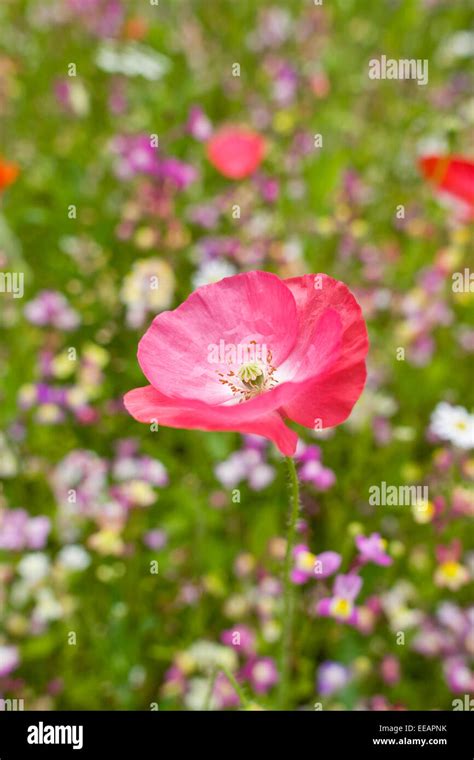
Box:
277 456 300 709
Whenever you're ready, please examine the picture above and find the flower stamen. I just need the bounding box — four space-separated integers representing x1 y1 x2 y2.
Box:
217 348 277 402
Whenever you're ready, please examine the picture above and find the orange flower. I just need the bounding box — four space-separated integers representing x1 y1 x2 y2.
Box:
122 16 148 41
0 157 19 191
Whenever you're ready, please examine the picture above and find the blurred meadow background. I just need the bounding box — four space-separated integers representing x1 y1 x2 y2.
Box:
0 0 473 710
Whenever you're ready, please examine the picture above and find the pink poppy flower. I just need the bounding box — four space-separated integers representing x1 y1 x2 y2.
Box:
207 127 265 179
316 574 362 625
124 271 368 456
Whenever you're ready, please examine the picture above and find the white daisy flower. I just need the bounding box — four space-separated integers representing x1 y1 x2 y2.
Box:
430 402 474 450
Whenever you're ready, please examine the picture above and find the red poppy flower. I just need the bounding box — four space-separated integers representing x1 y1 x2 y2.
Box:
0 157 19 192
207 126 265 179
419 155 474 220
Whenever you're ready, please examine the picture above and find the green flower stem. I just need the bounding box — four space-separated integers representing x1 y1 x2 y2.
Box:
221 665 250 709
203 666 217 711
277 456 300 710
